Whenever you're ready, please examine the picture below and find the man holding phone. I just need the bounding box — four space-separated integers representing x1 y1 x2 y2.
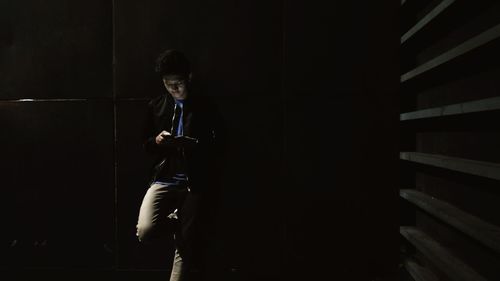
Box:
136 49 218 281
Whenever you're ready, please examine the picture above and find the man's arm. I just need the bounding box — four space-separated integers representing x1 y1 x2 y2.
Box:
143 102 162 154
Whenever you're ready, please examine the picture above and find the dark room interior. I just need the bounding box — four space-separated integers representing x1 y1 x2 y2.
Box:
1 1 499 281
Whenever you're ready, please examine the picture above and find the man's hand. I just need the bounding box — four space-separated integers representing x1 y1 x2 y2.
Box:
155 130 172 145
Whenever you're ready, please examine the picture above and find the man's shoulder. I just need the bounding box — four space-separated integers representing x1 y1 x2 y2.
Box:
147 95 166 107
189 95 216 111
147 95 174 117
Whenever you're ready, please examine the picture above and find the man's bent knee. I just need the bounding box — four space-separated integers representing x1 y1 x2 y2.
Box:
136 222 155 243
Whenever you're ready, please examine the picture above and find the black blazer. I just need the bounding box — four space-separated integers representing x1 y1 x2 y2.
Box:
143 93 220 191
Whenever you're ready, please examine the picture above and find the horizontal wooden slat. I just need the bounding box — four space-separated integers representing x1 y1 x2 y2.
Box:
401 0 436 34
400 96 500 121
401 189 500 253
400 227 488 281
404 259 440 281
401 0 456 44
400 152 500 181
401 23 500 82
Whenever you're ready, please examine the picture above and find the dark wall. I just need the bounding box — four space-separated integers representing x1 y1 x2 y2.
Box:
0 0 114 271
282 2 399 280
0 0 112 99
1 1 399 280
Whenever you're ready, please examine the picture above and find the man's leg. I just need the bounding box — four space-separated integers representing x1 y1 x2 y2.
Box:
136 182 180 243
169 243 185 281
169 191 202 281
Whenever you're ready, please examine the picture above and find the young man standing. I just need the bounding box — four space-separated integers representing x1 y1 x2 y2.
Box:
136 49 218 281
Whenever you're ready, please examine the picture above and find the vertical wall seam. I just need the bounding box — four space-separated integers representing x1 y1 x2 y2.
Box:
280 0 287 275
111 0 119 271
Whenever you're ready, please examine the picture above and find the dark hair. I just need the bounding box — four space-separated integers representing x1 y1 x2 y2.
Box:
155 49 191 78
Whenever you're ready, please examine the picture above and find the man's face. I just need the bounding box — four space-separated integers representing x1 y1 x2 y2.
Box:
162 74 189 100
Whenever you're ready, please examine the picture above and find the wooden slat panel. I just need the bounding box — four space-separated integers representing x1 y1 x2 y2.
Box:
404 259 440 281
401 23 500 82
400 152 500 180
401 189 500 253
400 96 500 120
401 0 435 34
401 0 457 44
400 227 488 281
